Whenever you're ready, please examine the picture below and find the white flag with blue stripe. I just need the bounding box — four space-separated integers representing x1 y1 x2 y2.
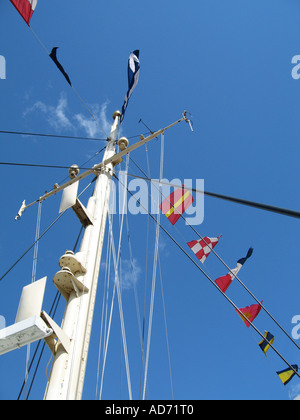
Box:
120 50 140 124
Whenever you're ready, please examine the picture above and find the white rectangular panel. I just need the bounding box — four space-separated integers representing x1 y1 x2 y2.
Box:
59 181 79 214
15 277 47 324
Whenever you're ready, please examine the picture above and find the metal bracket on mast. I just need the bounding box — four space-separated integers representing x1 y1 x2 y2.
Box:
72 198 93 228
41 311 71 355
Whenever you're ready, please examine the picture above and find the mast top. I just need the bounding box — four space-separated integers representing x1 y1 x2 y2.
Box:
112 110 122 120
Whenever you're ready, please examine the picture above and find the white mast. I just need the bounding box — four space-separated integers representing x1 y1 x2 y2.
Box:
44 111 120 400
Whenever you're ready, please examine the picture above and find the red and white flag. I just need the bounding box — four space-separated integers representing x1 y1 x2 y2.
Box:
187 236 221 264
215 270 238 294
215 248 254 293
10 0 38 25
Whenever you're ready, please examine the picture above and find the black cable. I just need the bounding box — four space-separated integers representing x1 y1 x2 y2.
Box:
0 129 108 142
0 129 151 142
124 167 300 221
0 161 97 171
0 161 84 170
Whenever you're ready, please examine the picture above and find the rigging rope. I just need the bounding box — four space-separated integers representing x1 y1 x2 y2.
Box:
0 129 107 142
142 200 160 401
125 209 152 398
131 150 174 399
99 156 132 400
31 201 42 283
23 201 43 400
99 210 133 399
95 228 111 400
98 216 116 400
123 167 300 353
142 134 165 400
138 146 151 400
0 211 65 283
126 213 143 346
111 156 132 400
0 129 150 142
157 254 174 400
0 179 95 283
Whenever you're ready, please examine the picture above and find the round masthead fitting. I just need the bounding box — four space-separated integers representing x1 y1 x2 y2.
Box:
118 137 129 151
113 110 122 120
69 164 80 179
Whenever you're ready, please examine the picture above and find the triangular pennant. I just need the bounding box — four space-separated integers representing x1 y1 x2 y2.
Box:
49 47 72 86
187 236 221 264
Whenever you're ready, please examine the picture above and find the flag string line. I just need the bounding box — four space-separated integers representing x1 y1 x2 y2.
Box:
113 173 300 380
118 167 300 353
133 144 207 398
18 143 287 360
128 161 217 287
247 327 285 391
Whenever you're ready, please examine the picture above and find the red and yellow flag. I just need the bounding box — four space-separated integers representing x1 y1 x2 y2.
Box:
236 302 262 328
160 188 194 225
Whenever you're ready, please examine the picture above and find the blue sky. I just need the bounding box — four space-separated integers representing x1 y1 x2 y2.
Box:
0 0 300 400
